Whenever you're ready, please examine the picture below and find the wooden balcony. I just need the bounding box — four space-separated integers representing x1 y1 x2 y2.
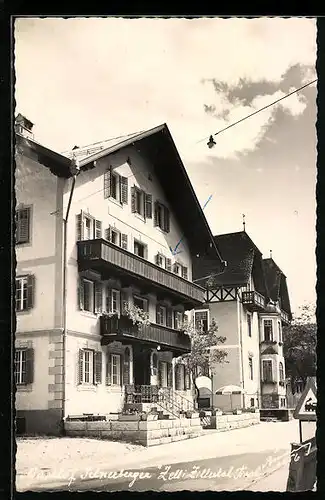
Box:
100 314 191 354
280 310 290 325
77 239 205 308
242 290 266 312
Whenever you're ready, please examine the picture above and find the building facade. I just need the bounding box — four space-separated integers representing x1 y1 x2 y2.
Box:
192 231 292 411
14 117 223 434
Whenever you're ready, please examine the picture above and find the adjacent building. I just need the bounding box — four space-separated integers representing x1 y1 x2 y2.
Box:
15 116 223 434
192 231 292 411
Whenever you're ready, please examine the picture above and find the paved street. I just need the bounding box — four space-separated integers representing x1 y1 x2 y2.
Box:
21 420 303 492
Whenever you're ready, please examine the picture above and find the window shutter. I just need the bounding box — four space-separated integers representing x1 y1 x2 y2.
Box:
167 362 173 388
26 275 35 309
156 305 160 324
131 187 136 213
181 266 188 280
123 347 131 385
166 308 173 328
25 348 34 384
76 212 84 241
145 194 152 219
105 353 112 385
165 258 172 272
120 290 128 314
104 227 111 241
94 351 102 384
78 279 85 310
95 282 103 313
155 254 160 266
78 349 83 385
16 208 30 244
120 176 128 204
95 220 102 239
153 202 158 226
121 233 128 250
164 207 170 233
104 167 111 199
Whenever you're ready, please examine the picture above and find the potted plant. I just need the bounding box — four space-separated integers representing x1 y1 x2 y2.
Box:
124 303 150 329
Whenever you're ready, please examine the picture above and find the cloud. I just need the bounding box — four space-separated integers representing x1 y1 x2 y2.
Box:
14 17 316 162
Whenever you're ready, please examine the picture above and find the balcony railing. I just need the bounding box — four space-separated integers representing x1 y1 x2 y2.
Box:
77 239 205 307
242 290 266 311
100 314 191 353
280 310 290 324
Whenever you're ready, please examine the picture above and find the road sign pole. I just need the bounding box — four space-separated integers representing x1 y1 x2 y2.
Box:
299 420 302 443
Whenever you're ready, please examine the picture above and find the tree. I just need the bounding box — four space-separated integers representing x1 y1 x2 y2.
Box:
283 303 316 392
176 318 228 407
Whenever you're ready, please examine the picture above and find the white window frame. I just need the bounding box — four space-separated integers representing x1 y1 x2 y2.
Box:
83 279 95 313
156 305 166 325
174 311 184 330
133 239 147 259
194 309 210 333
279 361 284 382
263 319 274 342
106 288 120 314
110 172 120 202
278 321 283 343
173 262 181 275
81 349 94 385
15 349 27 385
133 295 148 312
110 227 121 246
16 276 28 312
156 253 165 267
134 188 145 216
262 358 274 382
111 353 121 386
83 215 94 241
280 397 286 408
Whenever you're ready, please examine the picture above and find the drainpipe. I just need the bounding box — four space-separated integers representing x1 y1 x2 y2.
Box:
61 160 80 433
237 290 245 408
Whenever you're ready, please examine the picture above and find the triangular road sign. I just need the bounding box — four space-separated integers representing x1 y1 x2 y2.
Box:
293 377 317 421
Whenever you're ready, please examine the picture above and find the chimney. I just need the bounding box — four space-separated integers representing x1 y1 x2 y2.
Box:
15 113 34 140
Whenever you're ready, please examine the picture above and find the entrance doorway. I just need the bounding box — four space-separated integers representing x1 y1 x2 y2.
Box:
133 347 151 386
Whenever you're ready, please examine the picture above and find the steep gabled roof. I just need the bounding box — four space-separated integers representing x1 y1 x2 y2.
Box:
76 123 224 259
263 258 292 316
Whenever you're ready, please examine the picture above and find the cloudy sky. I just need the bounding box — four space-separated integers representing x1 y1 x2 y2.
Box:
14 17 317 314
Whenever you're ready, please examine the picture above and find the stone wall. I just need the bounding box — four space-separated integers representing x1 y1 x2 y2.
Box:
64 415 203 447
202 412 260 431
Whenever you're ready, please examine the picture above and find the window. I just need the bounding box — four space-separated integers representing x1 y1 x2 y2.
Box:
76 211 102 241
194 310 209 333
16 275 35 312
154 201 170 232
250 398 255 407
16 207 31 244
175 364 186 391
134 240 146 258
156 305 166 325
78 349 102 385
104 166 128 204
247 314 252 337
280 397 286 408
111 354 121 385
106 288 120 314
123 348 131 385
278 321 283 343
249 357 253 380
79 279 103 314
155 254 172 272
181 265 188 280
263 320 273 342
279 361 284 382
105 226 128 250
174 311 184 330
173 263 181 275
262 360 273 382
159 361 172 388
131 187 152 218
15 348 34 385
133 295 148 312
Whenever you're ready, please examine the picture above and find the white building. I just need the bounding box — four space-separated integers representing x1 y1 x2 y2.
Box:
192 231 292 411
15 116 223 434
